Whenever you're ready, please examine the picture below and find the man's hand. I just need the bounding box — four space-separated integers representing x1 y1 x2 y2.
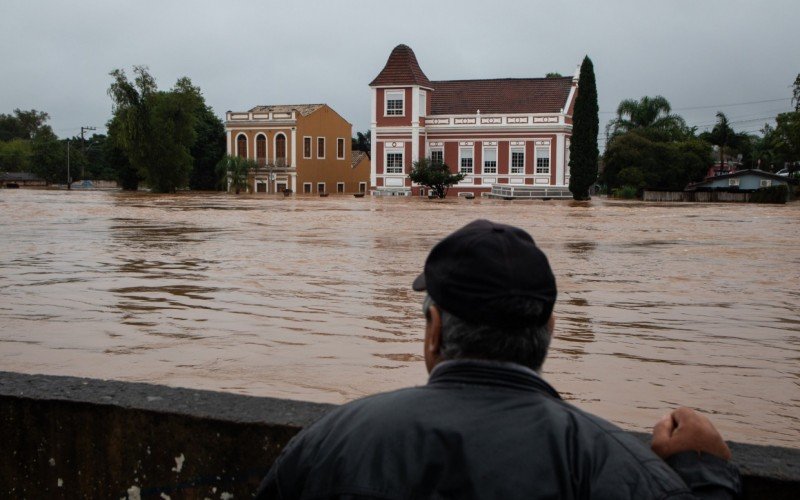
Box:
651 407 732 461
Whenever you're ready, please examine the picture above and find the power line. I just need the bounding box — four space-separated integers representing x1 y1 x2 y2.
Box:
673 98 790 112
599 97 791 114
694 115 781 130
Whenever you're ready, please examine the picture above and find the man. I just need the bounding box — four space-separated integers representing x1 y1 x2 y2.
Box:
256 219 740 499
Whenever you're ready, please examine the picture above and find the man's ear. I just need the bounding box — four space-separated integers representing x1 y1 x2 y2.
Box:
424 304 443 374
547 314 556 339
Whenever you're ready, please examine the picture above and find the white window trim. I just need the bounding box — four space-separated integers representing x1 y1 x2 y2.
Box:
385 90 405 117
337 138 345 160
236 133 248 158
317 182 326 193
510 147 525 175
482 146 497 174
535 146 551 174
317 137 326 159
385 148 404 174
459 145 474 174
419 90 427 117
337 182 345 193
429 147 444 164
303 136 312 159
303 182 312 194
359 182 367 193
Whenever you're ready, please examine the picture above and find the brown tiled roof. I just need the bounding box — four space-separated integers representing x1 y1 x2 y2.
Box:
1 171 42 181
370 44 432 88
351 150 368 168
248 104 324 116
430 77 573 115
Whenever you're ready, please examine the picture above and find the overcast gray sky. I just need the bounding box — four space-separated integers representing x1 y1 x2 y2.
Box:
1 0 797 145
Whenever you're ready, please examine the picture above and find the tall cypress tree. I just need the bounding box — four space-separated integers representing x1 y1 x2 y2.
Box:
568 56 599 200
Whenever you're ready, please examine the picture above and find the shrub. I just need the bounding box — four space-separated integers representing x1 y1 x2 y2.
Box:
611 185 638 199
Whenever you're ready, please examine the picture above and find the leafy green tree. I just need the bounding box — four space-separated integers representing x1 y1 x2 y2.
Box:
106 115 140 190
772 111 800 165
409 158 464 198
568 56 599 200
352 130 371 155
30 130 69 185
189 105 226 190
750 125 779 171
0 109 58 177
773 75 800 170
216 154 256 194
0 109 51 141
0 139 32 172
546 72 563 78
707 112 735 168
603 131 711 192
608 95 688 141
80 134 117 180
108 66 202 193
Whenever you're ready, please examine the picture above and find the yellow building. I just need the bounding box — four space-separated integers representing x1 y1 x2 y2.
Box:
224 104 369 194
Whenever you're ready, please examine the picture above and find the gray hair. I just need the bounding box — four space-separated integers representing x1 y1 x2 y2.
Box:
423 295 552 371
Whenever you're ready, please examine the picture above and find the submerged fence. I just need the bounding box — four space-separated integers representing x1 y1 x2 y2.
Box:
642 190 753 203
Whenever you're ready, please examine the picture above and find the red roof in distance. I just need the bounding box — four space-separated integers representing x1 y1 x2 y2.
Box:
430 77 573 115
370 44 432 88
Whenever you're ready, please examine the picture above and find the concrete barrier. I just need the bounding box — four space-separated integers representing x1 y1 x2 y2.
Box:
1 371 797 499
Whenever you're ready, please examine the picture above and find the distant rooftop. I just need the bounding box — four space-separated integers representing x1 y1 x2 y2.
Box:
371 44 574 115
351 150 368 168
1 171 42 181
430 77 573 115
248 104 325 116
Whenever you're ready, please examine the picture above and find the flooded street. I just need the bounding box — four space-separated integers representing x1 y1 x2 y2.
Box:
1 189 798 447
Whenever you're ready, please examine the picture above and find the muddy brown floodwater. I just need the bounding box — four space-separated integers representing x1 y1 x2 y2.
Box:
1 189 798 447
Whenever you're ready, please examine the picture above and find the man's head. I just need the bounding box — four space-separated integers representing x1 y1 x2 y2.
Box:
413 219 557 373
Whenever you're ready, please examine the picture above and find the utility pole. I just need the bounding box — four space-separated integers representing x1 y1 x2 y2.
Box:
66 139 71 190
80 126 96 179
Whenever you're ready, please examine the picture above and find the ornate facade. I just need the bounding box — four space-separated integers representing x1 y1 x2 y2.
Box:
225 104 368 194
369 45 579 197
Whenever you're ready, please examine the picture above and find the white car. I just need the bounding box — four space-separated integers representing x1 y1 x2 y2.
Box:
776 168 790 176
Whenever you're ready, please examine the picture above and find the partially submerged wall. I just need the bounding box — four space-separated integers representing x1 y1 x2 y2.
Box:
1 371 797 499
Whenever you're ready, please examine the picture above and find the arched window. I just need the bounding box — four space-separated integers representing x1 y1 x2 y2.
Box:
236 134 247 158
275 133 286 166
256 134 267 166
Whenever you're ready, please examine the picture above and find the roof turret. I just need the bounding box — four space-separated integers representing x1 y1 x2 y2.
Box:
369 44 432 88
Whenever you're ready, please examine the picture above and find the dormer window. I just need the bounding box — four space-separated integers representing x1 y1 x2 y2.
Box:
385 90 404 116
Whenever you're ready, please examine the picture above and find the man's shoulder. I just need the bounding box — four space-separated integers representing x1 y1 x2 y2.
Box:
311 385 434 428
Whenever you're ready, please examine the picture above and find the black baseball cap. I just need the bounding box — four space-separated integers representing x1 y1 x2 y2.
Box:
412 219 556 327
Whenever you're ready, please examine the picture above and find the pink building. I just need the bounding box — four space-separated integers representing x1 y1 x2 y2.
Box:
369 44 579 197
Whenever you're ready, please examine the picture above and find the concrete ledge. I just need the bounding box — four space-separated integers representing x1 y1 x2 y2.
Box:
1 371 798 499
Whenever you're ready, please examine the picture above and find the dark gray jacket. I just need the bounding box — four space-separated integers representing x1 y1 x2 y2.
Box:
257 360 740 499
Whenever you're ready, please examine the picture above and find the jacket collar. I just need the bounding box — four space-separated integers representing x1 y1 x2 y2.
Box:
427 359 561 399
